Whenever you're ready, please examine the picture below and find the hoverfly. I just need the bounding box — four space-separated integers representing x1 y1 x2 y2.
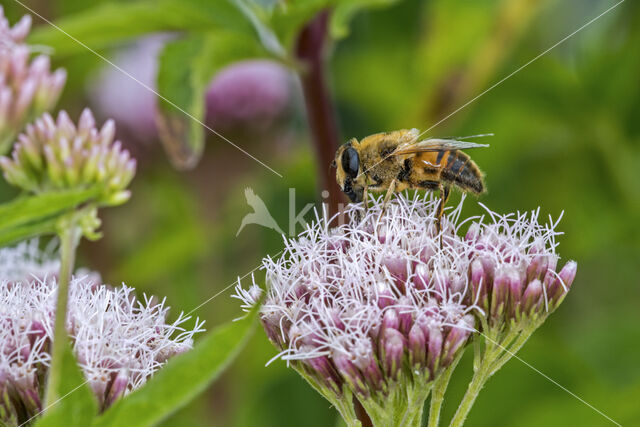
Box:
332 128 488 232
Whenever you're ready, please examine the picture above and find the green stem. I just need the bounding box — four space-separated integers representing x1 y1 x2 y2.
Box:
44 223 81 407
489 320 544 376
429 353 463 427
448 360 491 427
401 380 433 426
449 331 506 427
296 369 361 427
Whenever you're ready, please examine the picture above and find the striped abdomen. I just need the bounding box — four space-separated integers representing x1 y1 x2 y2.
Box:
440 150 484 194
412 150 485 194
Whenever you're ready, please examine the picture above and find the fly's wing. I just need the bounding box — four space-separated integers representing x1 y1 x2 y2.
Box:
393 138 490 155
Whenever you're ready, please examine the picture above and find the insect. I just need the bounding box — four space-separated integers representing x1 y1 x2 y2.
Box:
332 128 488 232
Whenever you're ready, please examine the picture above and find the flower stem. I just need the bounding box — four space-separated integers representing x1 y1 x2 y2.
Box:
448 359 491 427
44 223 81 407
429 352 463 427
295 9 345 216
399 380 432 426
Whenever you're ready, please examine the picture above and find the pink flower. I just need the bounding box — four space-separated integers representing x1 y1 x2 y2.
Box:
0 109 135 207
235 193 576 424
0 8 66 153
0 241 204 423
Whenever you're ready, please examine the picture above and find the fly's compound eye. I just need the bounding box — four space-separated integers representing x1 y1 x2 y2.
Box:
341 147 360 178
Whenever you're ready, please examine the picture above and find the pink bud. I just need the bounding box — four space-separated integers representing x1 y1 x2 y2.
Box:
427 325 443 374
396 297 413 335
490 268 510 323
381 308 400 331
414 263 430 291
383 256 409 291
380 328 405 380
442 316 473 366
105 369 129 408
549 260 577 307
521 279 543 316
306 356 342 395
333 353 367 397
376 281 396 309
408 324 426 367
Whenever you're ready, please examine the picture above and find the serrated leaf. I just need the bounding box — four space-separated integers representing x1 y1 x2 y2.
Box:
155 32 267 169
29 0 254 56
92 308 259 427
34 338 98 427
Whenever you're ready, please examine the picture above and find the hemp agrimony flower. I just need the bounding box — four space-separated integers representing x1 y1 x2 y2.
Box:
0 109 135 208
235 193 576 426
0 242 204 425
0 7 66 153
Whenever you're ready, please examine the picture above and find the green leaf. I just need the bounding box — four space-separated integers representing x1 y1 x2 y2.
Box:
0 216 59 247
331 0 402 39
34 338 98 427
155 32 267 169
0 187 99 230
0 187 100 246
231 0 286 56
29 0 254 55
93 308 258 427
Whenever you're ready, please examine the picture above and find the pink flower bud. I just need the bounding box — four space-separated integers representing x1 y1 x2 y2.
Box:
380 328 405 380
381 308 400 332
105 370 129 407
442 316 474 366
408 324 426 367
333 353 367 397
427 325 443 374
490 268 510 323
306 356 342 395
521 279 543 316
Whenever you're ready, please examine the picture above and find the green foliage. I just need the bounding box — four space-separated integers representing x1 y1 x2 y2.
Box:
0 187 99 246
8 0 640 425
155 32 269 168
93 308 258 427
34 339 97 427
29 0 254 55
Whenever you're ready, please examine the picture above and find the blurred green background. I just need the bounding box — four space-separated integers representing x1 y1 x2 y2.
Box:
2 0 639 425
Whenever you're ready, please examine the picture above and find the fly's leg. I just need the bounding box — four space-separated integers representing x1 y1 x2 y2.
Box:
437 184 451 247
363 185 369 213
377 179 397 222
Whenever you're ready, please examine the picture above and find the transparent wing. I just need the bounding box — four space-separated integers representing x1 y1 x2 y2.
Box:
393 137 491 155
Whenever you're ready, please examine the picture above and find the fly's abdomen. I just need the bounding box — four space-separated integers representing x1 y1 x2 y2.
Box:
441 151 485 194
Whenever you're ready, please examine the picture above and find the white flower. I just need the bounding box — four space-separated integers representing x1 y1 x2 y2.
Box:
235 193 576 402
0 241 205 423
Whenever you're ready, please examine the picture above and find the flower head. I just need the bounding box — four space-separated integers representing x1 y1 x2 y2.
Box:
0 242 204 423
0 109 135 206
235 193 576 422
0 8 66 153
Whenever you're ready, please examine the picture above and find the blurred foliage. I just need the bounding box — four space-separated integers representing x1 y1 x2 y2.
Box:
2 0 639 425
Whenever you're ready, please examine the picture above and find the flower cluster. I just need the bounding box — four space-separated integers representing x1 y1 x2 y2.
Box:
0 109 136 207
236 193 576 425
0 242 204 424
0 7 66 153
465 210 577 330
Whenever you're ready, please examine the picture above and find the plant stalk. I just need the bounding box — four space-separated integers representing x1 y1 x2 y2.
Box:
295 9 345 217
44 223 81 407
429 352 463 427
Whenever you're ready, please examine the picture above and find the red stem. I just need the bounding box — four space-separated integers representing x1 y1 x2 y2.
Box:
295 10 345 217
